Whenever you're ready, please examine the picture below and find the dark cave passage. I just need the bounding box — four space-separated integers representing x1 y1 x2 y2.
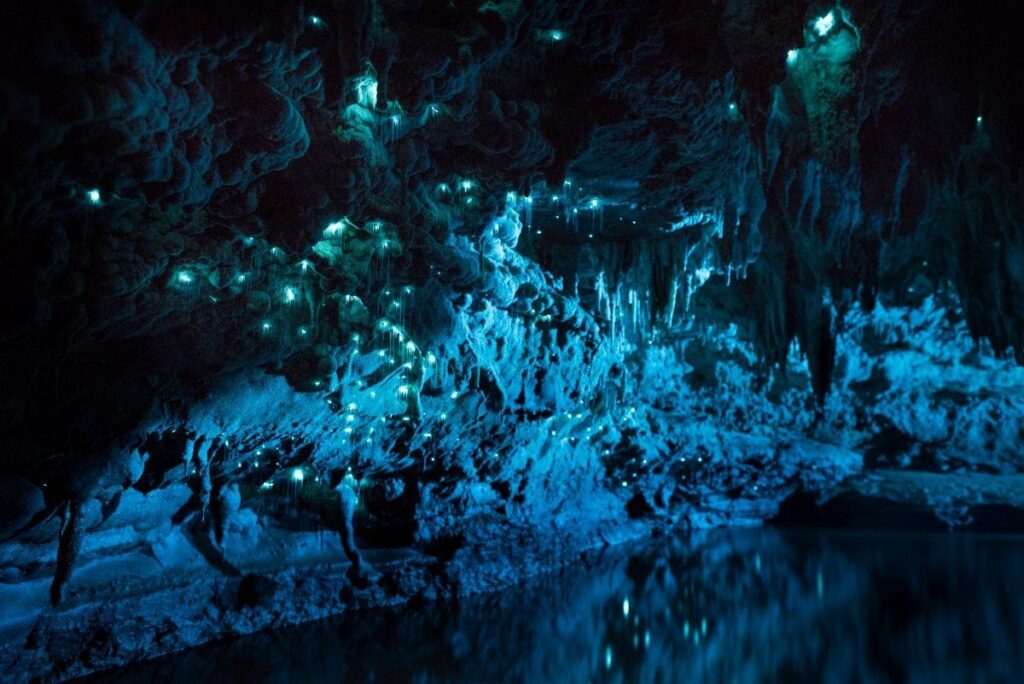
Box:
1 0 1022 681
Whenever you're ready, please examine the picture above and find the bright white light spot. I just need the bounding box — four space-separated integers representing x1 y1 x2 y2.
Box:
450 391 459 399
284 287 298 303
460 179 474 191
405 341 416 352
325 220 345 236
787 49 799 65
86 188 101 205
298 327 308 336
292 468 304 482
261 322 272 332
588 198 600 209
605 646 613 669
623 598 630 617
355 74 378 108
814 11 835 36
309 15 322 26
547 29 565 41
176 271 193 284
398 385 410 397
300 260 311 272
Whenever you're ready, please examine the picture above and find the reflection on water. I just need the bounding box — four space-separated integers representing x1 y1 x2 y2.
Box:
88 529 1024 683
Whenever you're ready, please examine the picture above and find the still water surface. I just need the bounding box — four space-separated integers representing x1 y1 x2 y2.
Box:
87 528 1024 683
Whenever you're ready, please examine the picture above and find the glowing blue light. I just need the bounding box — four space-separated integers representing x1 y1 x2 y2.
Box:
437 183 451 194
261 321 272 332
728 102 738 112
292 468 304 482
176 271 193 284
588 198 600 209
814 11 835 36
324 219 346 236
787 49 799 65
284 287 298 303
355 73 378 108
459 179 474 191
300 260 312 272
623 598 630 617
85 188 101 205
309 15 323 27
391 114 400 125
977 115 983 127
547 29 565 42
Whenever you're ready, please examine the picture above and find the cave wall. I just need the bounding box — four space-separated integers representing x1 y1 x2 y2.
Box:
1 0 1022 678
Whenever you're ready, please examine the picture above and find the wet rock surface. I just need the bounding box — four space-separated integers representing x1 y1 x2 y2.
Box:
1 1 1022 680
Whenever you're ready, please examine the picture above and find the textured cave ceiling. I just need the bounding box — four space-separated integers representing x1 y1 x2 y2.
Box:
0 0 1022 494
2 5 1024 671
